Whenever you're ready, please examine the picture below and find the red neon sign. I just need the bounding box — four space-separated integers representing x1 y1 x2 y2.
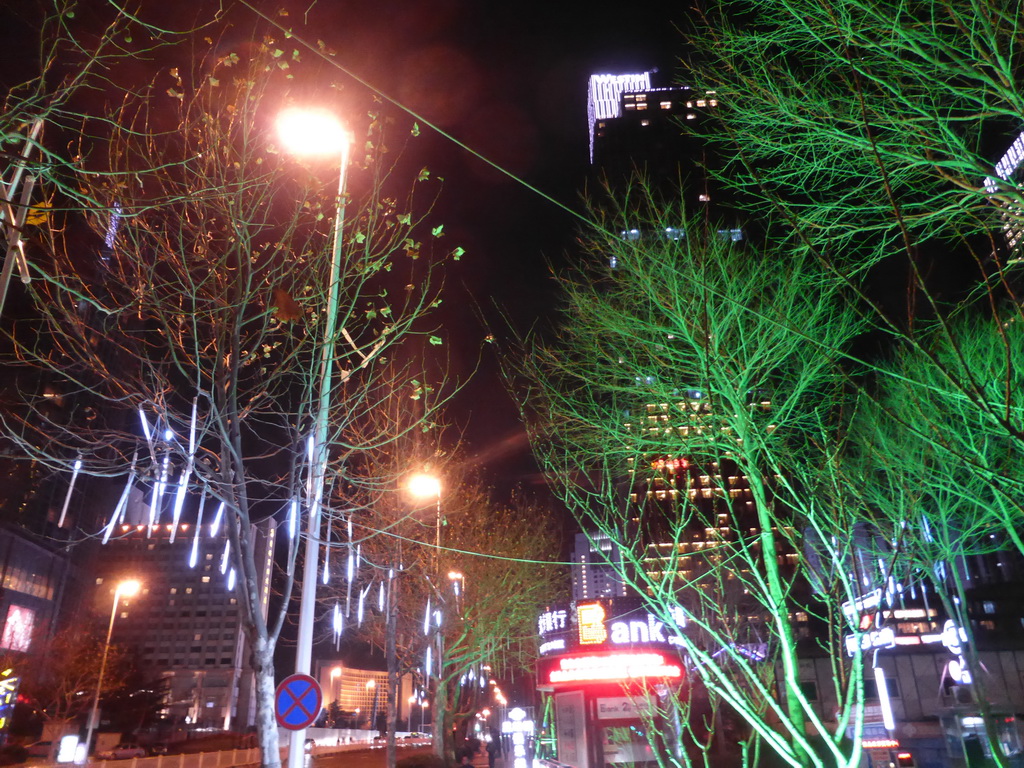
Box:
547 652 682 684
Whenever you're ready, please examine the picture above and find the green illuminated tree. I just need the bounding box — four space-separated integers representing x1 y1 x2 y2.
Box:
685 0 1024 761
522 188 873 768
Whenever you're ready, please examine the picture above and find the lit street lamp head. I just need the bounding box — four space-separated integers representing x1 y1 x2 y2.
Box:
276 108 349 156
117 579 141 598
408 473 441 499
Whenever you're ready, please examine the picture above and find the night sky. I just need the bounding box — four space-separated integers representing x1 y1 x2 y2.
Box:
0 0 685 495
291 0 685 493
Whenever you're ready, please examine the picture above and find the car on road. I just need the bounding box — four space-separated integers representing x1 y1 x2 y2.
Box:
98 743 147 759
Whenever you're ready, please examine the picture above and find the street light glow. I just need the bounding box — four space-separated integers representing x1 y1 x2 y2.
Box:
277 108 349 156
117 579 141 598
408 473 441 499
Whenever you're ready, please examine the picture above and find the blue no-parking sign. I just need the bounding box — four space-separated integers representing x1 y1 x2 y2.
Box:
275 674 323 730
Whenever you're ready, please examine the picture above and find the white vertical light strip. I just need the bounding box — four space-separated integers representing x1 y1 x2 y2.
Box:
139 409 154 450
357 586 368 626
150 455 171 532
57 458 83 528
378 582 385 612
874 665 895 730
322 519 331 586
423 599 431 635
227 567 236 591
220 540 230 574
333 602 343 644
425 646 432 676
210 501 225 536
288 499 298 540
189 492 207 568
169 469 190 543
103 451 138 544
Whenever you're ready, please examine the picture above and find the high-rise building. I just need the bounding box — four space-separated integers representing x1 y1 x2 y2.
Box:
570 533 627 602
587 71 727 223
90 513 275 730
984 131 1024 255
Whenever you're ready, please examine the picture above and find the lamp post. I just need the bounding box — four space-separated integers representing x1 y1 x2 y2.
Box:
84 579 140 757
407 473 442 756
277 107 352 768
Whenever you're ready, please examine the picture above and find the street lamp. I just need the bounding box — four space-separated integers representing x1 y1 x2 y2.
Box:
407 473 443 755
408 472 442 563
278 107 352 768
84 579 141 757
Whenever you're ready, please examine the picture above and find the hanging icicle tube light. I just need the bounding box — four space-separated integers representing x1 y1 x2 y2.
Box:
57 457 83 529
189 492 207 568
287 500 298 540
210 501 225 536
103 452 138 545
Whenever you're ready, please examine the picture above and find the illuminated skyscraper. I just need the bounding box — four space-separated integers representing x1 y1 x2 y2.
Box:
570 532 627 602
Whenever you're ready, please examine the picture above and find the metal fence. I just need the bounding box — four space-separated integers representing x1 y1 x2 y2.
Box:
81 734 429 768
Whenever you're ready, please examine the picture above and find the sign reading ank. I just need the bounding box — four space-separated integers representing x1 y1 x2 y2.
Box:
537 598 686 656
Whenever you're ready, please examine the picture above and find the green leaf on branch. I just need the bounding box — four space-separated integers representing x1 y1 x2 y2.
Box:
397 213 411 226
411 123 421 137
417 167 431 182
429 336 443 346
451 246 464 261
431 224 444 237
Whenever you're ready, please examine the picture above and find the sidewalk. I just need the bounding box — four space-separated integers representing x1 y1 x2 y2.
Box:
469 749 505 768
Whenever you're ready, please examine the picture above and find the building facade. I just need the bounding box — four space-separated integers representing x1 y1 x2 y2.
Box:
91 515 275 731
570 533 627 602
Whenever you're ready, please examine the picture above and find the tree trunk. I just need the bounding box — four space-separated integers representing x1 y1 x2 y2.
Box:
433 648 449 762
251 638 281 768
386 573 399 768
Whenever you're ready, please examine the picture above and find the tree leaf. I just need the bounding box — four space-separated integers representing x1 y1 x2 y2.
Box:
429 336 443 346
431 224 444 237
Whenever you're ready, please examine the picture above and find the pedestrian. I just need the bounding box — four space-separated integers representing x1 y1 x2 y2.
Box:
487 731 501 768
